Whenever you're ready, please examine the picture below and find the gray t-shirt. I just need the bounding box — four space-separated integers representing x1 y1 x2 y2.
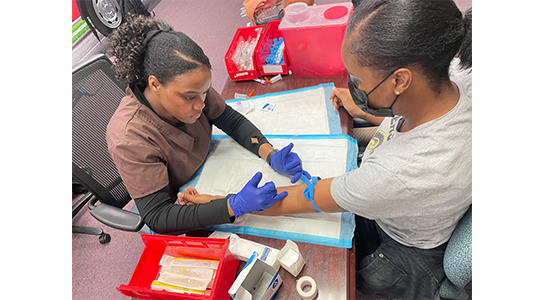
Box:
331 59 472 249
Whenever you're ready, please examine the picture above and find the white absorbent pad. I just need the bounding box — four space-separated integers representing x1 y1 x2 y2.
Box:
214 83 341 136
180 135 358 248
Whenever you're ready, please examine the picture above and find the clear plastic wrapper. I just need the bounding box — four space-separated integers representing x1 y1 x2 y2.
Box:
159 254 219 270
152 252 220 294
231 101 255 114
156 266 214 291
231 28 262 71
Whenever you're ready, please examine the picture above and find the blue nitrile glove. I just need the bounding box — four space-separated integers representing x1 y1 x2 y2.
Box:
228 172 288 218
270 143 311 183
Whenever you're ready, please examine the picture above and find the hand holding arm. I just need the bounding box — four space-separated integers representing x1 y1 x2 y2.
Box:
228 172 288 218
182 172 289 218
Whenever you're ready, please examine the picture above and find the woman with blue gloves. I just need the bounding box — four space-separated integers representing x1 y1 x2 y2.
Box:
106 14 310 235
186 1 472 299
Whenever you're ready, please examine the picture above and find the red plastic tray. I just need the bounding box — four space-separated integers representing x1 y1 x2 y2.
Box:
255 20 290 76
117 234 239 300
225 25 265 81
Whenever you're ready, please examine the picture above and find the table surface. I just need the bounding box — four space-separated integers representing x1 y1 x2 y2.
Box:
221 74 356 300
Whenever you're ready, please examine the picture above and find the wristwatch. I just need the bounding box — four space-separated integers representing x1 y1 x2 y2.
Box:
266 149 279 165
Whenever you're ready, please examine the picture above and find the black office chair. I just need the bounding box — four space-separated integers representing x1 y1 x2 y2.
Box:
72 54 143 244
352 118 378 166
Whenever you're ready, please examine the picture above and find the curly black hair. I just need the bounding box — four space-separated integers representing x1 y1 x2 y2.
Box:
345 0 471 92
107 13 211 88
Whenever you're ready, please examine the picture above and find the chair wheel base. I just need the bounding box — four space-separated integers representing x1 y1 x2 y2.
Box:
99 233 111 244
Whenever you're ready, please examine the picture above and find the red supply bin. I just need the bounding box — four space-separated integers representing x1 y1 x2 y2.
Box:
225 25 265 81
279 2 353 77
255 20 290 76
117 234 239 300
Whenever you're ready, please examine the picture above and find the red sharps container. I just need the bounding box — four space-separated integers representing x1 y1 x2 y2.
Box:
278 2 353 77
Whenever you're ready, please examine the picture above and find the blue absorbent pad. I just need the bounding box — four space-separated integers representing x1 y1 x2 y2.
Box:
222 83 341 135
134 135 357 248
176 134 357 248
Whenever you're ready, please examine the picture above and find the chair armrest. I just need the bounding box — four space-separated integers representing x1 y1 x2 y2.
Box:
353 117 375 128
88 197 144 232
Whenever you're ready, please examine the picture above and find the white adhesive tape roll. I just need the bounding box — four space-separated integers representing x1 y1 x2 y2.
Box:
296 276 318 300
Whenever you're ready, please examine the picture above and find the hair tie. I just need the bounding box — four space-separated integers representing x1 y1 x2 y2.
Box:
142 26 172 49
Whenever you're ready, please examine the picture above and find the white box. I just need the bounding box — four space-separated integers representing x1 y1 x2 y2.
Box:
277 240 305 277
229 234 281 270
228 258 283 300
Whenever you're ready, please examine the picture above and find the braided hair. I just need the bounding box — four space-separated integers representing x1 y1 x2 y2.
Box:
108 13 211 88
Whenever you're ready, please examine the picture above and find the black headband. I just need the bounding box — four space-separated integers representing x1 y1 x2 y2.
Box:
142 26 172 49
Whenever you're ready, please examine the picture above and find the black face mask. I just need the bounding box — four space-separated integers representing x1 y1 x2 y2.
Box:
348 71 400 117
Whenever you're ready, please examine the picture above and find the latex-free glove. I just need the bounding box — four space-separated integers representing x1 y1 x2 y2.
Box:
228 172 288 218
270 143 311 183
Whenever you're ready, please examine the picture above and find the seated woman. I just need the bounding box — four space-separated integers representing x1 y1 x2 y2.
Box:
106 14 309 235
183 1 472 299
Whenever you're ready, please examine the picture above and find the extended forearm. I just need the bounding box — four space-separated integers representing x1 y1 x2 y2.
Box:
256 178 346 216
254 184 310 216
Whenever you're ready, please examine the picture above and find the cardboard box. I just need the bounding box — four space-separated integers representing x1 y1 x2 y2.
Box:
277 240 305 277
229 234 281 270
228 257 282 300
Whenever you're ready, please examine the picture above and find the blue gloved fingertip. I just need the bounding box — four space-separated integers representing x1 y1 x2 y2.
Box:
277 191 288 199
291 173 301 183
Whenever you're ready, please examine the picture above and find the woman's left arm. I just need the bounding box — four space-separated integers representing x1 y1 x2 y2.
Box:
211 105 274 159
